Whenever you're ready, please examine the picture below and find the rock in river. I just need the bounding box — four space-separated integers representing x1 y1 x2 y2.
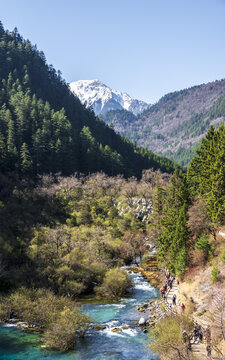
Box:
138 317 146 326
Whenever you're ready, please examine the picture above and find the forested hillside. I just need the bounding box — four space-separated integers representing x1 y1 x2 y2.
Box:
101 109 137 137
0 23 175 178
151 124 225 274
103 79 225 167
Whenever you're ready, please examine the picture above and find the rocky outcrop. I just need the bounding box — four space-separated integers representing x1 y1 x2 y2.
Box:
131 255 164 288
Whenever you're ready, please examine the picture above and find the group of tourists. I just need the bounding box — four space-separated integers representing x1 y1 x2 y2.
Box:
182 323 212 357
161 273 176 298
162 270 212 358
161 273 186 313
193 323 203 343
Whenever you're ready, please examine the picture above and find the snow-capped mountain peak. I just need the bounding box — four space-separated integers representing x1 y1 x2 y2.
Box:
69 79 150 115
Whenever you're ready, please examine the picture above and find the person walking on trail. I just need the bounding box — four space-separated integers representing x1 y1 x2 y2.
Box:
204 325 211 344
206 344 212 357
187 334 192 352
172 294 176 305
183 331 192 355
182 330 188 343
198 325 203 343
181 303 185 311
193 326 199 344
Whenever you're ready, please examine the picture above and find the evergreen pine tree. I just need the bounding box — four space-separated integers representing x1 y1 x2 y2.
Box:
20 142 33 174
170 203 189 275
0 132 6 170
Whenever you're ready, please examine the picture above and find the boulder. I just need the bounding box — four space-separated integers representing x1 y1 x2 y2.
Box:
112 327 122 332
94 325 107 330
138 317 146 325
142 303 149 308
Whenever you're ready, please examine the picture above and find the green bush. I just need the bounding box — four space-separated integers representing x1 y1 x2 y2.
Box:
0 288 91 351
7 288 73 327
44 308 90 351
95 267 132 298
211 266 220 283
149 315 193 359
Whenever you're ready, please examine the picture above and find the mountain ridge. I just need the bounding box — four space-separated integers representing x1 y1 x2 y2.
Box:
70 79 150 115
101 78 225 166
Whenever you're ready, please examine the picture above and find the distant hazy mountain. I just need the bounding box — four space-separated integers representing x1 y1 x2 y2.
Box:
69 79 150 115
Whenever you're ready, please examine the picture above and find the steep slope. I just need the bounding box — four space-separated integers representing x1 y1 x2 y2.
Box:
102 79 225 167
70 79 150 115
135 80 225 165
102 109 137 139
135 79 225 166
0 23 175 178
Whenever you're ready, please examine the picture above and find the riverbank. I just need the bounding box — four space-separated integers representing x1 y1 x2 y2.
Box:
131 254 165 289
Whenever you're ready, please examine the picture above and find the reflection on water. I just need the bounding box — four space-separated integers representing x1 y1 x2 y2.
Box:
0 271 159 360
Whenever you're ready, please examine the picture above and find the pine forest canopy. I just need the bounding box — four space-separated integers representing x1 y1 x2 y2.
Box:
0 23 176 178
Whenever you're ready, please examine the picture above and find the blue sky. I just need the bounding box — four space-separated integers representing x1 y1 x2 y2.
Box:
1 0 225 103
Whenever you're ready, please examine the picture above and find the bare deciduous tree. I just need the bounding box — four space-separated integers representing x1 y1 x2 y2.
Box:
187 197 217 240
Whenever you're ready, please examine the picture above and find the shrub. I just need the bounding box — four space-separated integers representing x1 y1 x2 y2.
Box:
149 315 193 359
95 267 132 298
8 288 72 328
2 288 91 351
211 266 220 283
27 290 72 328
8 288 34 321
44 308 90 351
61 280 85 298
0 298 11 321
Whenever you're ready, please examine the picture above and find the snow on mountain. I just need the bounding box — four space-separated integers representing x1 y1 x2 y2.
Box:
69 79 150 116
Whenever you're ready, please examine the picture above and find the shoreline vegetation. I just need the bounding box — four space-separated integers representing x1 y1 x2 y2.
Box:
0 263 155 352
0 257 160 352
0 267 132 351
